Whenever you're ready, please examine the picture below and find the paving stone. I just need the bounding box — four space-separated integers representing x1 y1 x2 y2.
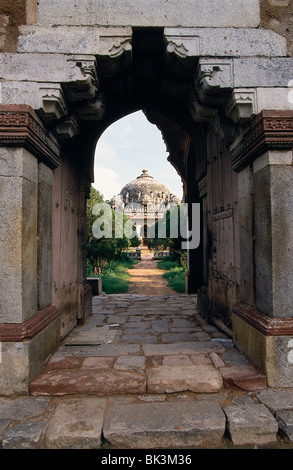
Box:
224 404 278 446
123 326 151 334
2 421 46 449
151 320 170 332
103 401 226 449
161 333 197 343
0 397 51 420
162 354 212 367
47 356 84 369
257 389 293 413
114 355 146 370
221 350 249 366
162 355 193 366
143 341 226 356
82 357 115 369
276 410 293 441
231 395 255 405
219 365 267 391
209 352 226 368
121 334 157 343
0 419 11 437
146 365 223 394
56 343 141 356
45 399 106 449
137 394 166 402
172 319 194 328
30 368 146 395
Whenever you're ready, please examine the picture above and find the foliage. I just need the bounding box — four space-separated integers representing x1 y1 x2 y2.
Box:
157 257 187 293
148 205 187 268
86 186 137 275
87 254 139 294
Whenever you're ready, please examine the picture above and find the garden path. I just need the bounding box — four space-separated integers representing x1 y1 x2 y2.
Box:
127 251 175 295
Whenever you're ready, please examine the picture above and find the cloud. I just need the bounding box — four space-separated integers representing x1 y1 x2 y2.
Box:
95 140 118 165
93 111 183 201
93 165 122 200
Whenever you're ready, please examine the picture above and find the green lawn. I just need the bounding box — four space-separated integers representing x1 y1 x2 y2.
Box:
157 256 187 293
87 255 139 294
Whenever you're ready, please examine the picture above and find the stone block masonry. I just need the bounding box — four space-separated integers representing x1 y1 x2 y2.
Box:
37 0 260 28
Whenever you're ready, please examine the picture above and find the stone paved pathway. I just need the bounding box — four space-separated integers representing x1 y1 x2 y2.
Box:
1 293 293 449
1 255 293 449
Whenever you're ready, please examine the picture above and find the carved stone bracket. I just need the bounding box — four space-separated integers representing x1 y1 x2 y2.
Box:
98 28 132 77
37 85 68 124
66 55 100 101
194 59 233 105
189 93 217 122
54 114 80 141
226 88 257 124
0 104 60 169
231 110 293 172
164 28 199 75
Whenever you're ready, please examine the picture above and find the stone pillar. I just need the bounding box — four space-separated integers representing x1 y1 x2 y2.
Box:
0 105 60 395
231 110 293 387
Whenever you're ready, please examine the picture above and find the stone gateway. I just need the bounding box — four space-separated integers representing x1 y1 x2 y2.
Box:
0 0 292 394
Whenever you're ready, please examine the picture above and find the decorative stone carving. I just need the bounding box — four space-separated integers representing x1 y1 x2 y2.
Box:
226 88 257 123
234 303 293 336
66 56 100 102
98 28 132 77
164 28 199 64
37 85 68 124
0 104 60 169
194 59 233 104
55 114 80 141
189 93 217 122
231 110 293 172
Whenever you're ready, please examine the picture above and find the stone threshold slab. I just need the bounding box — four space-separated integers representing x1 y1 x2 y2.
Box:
103 401 226 449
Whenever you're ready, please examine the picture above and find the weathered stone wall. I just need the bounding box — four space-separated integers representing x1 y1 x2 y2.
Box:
260 0 293 56
0 0 37 52
37 0 261 27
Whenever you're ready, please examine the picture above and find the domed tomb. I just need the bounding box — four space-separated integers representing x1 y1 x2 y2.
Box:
120 169 171 205
110 169 181 242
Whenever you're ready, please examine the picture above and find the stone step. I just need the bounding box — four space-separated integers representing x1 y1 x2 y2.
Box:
3 392 293 449
103 401 227 449
29 362 224 396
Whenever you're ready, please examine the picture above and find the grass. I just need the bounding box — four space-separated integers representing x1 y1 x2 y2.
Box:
87 255 139 294
157 256 187 293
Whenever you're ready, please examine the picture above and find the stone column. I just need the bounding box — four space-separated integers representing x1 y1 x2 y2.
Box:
0 105 60 394
231 110 293 387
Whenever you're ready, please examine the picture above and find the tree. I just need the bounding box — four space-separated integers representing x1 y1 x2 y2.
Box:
86 186 136 274
148 205 187 267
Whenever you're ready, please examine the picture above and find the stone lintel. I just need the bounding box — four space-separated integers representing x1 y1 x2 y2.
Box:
233 303 293 336
0 105 60 169
0 305 59 342
231 110 293 172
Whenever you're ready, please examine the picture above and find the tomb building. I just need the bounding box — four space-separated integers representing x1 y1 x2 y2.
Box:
109 169 181 242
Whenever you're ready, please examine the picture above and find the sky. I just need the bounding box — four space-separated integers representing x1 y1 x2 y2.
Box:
93 111 183 202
